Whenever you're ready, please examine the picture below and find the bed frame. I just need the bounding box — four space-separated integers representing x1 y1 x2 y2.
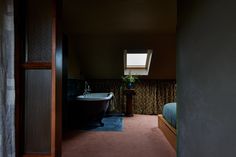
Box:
158 114 176 150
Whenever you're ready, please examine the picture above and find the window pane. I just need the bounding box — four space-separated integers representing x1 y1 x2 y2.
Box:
127 53 147 67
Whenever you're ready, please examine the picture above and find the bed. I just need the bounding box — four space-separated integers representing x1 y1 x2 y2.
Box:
158 102 176 150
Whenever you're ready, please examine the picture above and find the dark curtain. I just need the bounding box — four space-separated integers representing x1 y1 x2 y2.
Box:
89 79 176 115
0 0 15 156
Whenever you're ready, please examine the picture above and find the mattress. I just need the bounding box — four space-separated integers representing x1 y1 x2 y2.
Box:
162 102 177 128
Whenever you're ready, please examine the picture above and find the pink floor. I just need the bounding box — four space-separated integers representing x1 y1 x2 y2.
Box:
62 114 176 157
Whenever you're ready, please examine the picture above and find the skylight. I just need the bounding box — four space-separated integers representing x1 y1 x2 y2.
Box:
127 53 147 68
124 49 153 75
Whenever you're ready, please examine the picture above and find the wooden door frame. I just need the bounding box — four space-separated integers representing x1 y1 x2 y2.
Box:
14 0 26 156
14 0 63 156
53 0 63 156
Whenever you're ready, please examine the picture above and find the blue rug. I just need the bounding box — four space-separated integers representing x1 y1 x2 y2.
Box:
80 115 124 132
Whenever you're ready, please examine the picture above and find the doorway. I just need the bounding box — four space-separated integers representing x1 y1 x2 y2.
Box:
61 0 177 157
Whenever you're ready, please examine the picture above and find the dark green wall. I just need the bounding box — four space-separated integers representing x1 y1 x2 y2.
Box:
177 0 236 156
67 36 80 79
68 33 176 79
64 0 177 80
78 34 176 79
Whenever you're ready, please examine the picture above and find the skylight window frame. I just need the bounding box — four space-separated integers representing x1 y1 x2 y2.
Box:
124 49 152 70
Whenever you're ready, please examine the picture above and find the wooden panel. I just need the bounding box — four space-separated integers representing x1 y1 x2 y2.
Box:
23 154 51 157
14 0 26 156
22 62 51 69
14 0 60 156
24 70 51 153
54 0 63 155
26 0 52 62
158 114 176 150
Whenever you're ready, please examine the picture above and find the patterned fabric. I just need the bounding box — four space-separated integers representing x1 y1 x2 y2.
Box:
88 79 176 115
132 80 176 114
0 0 15 156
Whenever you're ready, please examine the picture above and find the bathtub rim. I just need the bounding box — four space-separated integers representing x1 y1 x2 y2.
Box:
76 92 114 101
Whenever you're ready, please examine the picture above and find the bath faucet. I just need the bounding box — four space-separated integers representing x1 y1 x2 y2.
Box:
84 81 91 95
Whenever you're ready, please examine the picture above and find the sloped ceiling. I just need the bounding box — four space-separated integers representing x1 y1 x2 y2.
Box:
63 0 177 79
63 0 177 35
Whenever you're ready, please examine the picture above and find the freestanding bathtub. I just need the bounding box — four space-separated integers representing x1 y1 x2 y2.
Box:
69 92 113 127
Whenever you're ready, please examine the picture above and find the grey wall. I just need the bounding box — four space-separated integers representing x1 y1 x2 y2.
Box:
177 0 236 157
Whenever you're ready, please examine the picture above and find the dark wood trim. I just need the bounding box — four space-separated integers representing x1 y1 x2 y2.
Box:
61 34 68 134
14 0 20 155
158 114 176 150
23 154 51 157
51 0 63 156
51 0 56 156
54 0 63 156
14 0 26 156
22 62 52 69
